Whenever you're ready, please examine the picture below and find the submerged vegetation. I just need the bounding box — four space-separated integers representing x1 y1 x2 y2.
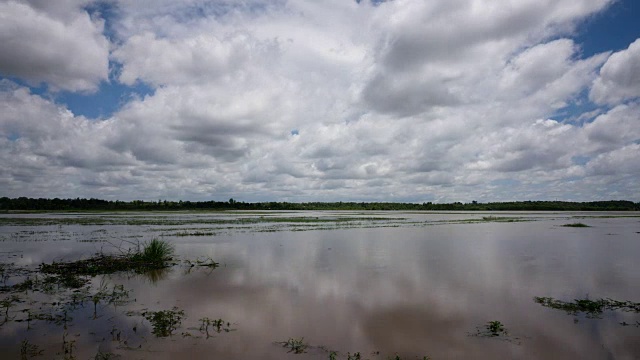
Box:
20 339 43 359
142 307 184 337
199 317 234 338
486 320 507 336
534 297 640 318
278 337 308 354
468 320 522 345
561 222 590 227
481 216 525 222
276 338 432 359
40 239 175 276
277 338 432 360
0 238 226 358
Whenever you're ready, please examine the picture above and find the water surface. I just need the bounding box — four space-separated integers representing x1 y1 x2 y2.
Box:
1 211 639 359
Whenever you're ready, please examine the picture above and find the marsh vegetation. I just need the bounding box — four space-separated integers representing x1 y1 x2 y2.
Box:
40 238 175 276
561 222 591 227
534 297 640 318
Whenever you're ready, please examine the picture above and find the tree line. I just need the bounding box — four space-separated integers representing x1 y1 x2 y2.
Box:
1 197 638 211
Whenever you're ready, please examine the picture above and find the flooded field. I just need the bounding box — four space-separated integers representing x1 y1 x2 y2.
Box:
1 211 639 359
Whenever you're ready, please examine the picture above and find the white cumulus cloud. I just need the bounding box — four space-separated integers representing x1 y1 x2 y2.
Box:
0 0 109 92
0 0 638 202
590 38 640 105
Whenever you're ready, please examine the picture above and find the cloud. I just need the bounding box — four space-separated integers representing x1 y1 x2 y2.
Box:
584 103 640 150
466 119 579 173
0 81 134 169
1 0 638 202
112 31 265 87
590 38 640 105
0 80 142 198
0 0 109 92
360 0 613 117
586 143 640 176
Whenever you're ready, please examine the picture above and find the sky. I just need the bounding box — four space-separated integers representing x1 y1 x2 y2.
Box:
1 0 639 203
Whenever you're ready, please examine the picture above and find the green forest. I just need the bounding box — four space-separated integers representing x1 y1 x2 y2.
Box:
1 197 638 211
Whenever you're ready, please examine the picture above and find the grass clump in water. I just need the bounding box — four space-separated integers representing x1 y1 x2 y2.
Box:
142 307 184 337
561 222 590 227
278 337 308 354
486 320 506 336
132 239 174 265
469 320 521 344
40 239 175 276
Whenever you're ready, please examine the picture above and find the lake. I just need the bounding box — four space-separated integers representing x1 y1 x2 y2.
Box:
1 211 639 359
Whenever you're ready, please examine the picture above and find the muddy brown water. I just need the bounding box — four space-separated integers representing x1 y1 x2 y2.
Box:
1 211 639 359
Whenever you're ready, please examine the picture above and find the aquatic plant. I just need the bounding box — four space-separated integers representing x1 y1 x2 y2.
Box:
91 283 131 319
469 320 520 344
534 297 640 318
199 317 233 337
486 320 506 336
561 222 590 227
174 231 215 237
61 332 76 360
56 274 89 289
481 216 522 222
40 239 175 276
20 340 43 359
0 263 11 285
142 307 184 337
278 337 308 354
134 239 175 264
1 294 21 317
11 277 35 293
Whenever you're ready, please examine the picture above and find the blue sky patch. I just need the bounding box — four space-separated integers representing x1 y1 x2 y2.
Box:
575 0 640 57
57 80 154 119
84 1 120 43
551 90 602 125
